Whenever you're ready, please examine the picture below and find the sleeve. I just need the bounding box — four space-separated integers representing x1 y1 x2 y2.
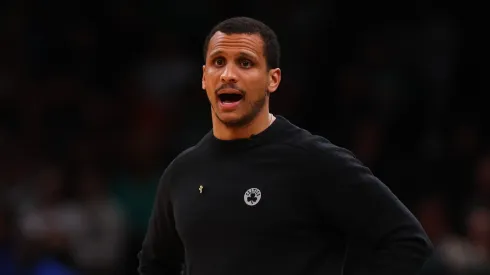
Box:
312 142 433 275
137 165 184 275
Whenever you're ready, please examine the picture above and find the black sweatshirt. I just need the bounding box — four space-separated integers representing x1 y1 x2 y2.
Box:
138 116 432 275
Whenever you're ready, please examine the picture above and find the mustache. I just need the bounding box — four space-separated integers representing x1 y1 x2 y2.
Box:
215 84 246 95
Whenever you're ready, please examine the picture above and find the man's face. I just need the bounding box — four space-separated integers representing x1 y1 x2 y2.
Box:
202 31 280 127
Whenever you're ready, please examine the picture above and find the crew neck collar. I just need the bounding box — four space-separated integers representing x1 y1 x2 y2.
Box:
206 115 288 151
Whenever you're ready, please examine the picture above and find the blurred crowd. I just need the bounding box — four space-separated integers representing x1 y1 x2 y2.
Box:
0 1 487 275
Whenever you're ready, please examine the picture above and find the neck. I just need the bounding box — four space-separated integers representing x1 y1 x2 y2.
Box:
212 108 275 140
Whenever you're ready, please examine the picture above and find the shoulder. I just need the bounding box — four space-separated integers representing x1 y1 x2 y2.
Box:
280 121 363 172
282 122 355 161
283 123 378 192
164 131 211 175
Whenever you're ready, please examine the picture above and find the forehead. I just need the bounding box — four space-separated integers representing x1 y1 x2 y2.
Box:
207 32 264 58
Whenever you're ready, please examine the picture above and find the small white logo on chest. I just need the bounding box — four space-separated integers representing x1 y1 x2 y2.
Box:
244 188 261 206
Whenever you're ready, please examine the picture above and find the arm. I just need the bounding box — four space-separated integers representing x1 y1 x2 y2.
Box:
312 142 432 275
138 166 184 275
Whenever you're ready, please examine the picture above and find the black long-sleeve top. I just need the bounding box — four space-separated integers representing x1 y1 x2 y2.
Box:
138 115 432 275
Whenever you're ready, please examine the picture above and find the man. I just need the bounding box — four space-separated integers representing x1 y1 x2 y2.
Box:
138 16 432 275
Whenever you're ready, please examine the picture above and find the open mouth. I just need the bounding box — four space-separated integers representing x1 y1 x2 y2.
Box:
218 93 243 103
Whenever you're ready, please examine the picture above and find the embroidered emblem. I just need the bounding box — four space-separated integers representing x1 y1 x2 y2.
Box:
244 188 261 206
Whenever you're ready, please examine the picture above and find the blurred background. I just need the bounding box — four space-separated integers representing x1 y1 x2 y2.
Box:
0 0 487 274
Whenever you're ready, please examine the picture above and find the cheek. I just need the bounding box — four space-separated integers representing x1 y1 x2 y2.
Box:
205 87 216 101
250 80 269 96
244 75 268 93
203 74 217 93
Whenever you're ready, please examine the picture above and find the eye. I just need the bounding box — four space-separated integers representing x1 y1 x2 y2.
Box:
239 59 253 68
213 58 225 67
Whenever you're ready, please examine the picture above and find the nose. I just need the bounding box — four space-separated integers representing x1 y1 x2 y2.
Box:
220 64 238 83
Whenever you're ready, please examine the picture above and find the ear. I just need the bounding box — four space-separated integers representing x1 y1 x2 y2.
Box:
267 68 281 94
201 65 206 90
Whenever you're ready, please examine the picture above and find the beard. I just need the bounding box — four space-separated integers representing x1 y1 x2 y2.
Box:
214 89 268 128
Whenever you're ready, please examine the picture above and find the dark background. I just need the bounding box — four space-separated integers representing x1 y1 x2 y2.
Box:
0 0 487 274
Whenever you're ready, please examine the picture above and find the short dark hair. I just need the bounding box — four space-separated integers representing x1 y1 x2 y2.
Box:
203 17 280 70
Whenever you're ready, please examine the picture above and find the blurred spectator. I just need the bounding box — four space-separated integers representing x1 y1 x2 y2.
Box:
1 201 78 275
349 115 385 170
70 167 126 275
470 152 490 209
437 207 490 275
0 205 16 274
416 194 452 275
111 123 163 274
16 164 81 270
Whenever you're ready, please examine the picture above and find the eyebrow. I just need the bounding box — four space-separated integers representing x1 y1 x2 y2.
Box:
238 52 257 61
209 50 258 61
208 50 224 59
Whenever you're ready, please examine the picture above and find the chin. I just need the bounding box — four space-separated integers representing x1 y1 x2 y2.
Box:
218 113 246 127
217 112 256 128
